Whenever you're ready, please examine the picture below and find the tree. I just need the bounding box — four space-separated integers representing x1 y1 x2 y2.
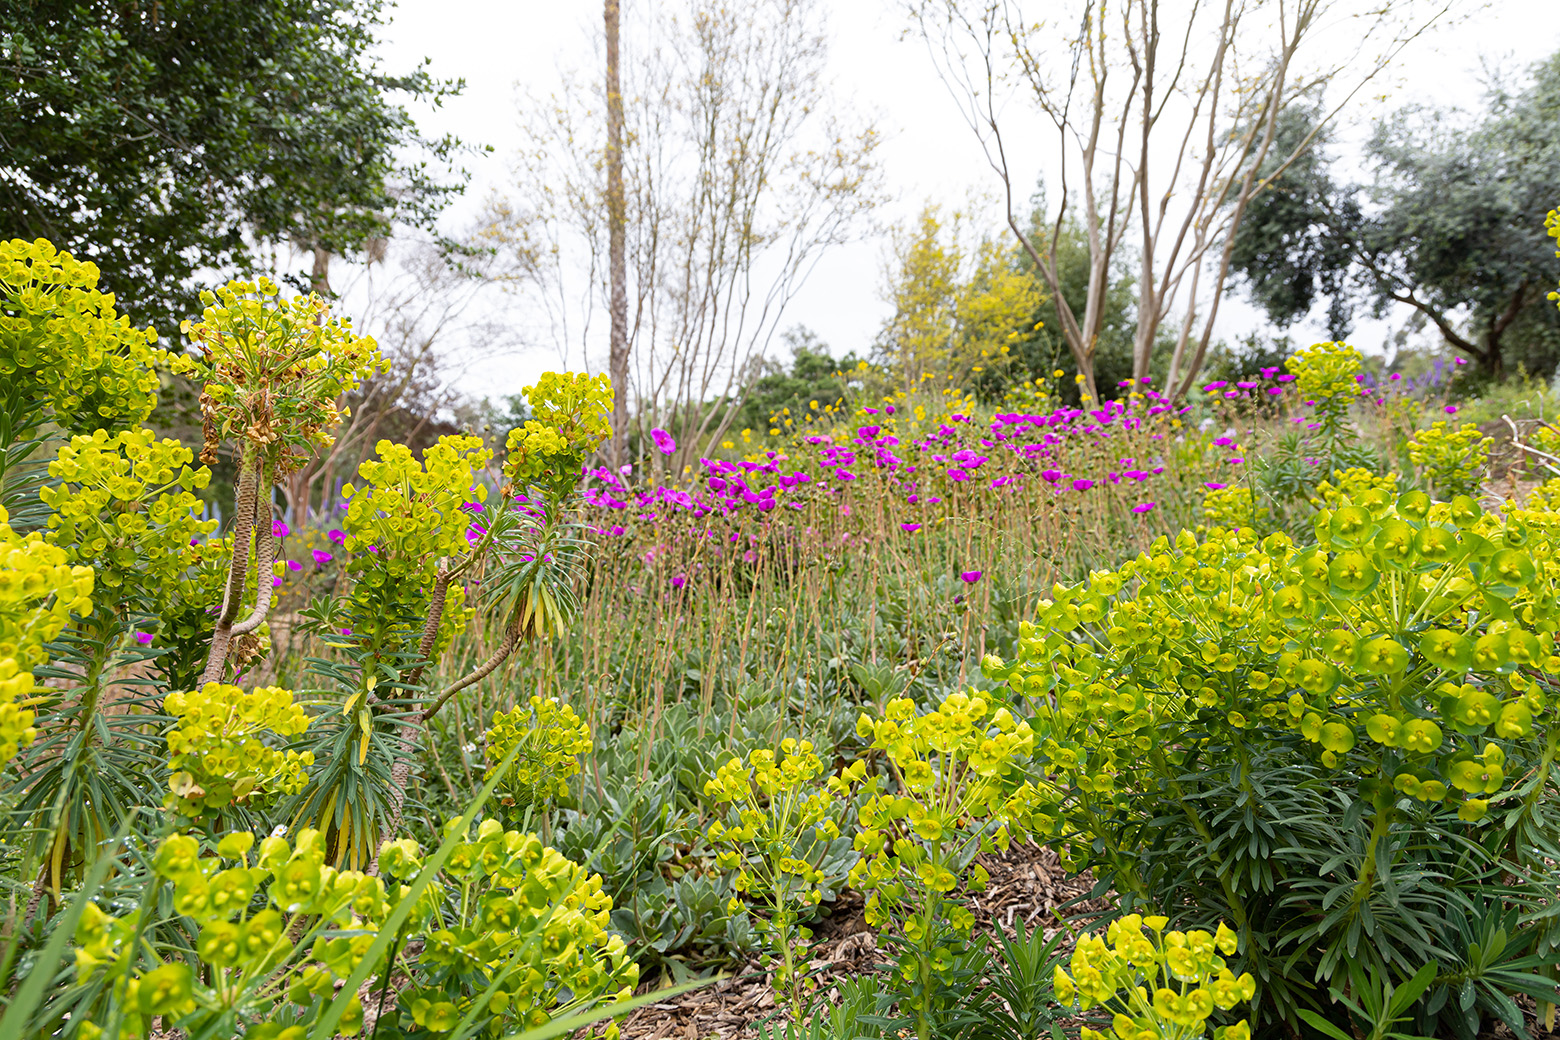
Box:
875 206 963 395
0 0 466 333
604 0 630 467
734 327 862 432
875 205 1047 398
910 0 1451 400
1231 51 1560 380
486 0 880 470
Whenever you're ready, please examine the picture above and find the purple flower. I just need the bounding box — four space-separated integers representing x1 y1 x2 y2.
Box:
948 467 969 482
1071 478 1095 491
1205 482 1228 491
671 575 687 589
1041 469 1062 483
651 428 677 455
134 632 154 646
901 522 922 533
272 519 290 538
1203 381 1228 391
340 627 353 637
1454 357 1468 366
836 469 856 481
1132 502 1157 514
1228 457 1244 465
312 549 334 565
1213 436 1235 448
1445 405 1458 414
960 570 983 584
272 576 283 588
286 559 301 572
328 529 346 545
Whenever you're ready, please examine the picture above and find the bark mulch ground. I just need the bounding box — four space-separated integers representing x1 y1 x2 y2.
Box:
617 839 1097 1040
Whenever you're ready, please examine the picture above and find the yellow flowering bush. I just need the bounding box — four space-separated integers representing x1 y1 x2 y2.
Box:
73 828 392 1039
41 429 215 615
988 486 1560 1031
849 690 1042 1039
1406 421 1492 498
1053 916 1255 1040
1201 486 1263 534
1285 341 1364 414
378 818 640 1036
0 507 94 765
338 434 490 656
705 738 858 1018
163 682 313 818
0 238 165 434
179 277 384 470
504 371 612 504
485 695 593 816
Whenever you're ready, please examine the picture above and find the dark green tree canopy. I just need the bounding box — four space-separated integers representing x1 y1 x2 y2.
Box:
1229 53 1560 379
0 0 467 333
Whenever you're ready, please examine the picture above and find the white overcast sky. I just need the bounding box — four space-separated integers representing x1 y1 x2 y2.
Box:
365 0 1560 398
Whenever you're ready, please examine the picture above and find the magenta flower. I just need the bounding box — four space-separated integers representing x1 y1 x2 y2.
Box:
960 570 983 584
272 519 290 538
312 549 333 565
340 627 353 637
272 576 283 587
1205 482 1227 491
1454 357 1468 366
1041 469 1062 483
836 470 856 481
948 467 969 482
1071 478 1095 491
671 574 687 589
134 632 154 646
328 529 346 544
1445 405 1458 414
1203 381 1227 391
1132 502 1157 514
285 559 301 572
901 522 922 533
651 428 677 455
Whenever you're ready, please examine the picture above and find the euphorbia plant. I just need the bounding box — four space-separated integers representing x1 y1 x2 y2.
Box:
704 738 859 1020
995 483 1560 1035
178 277 383 685
1053 914 1256 1040
849 690 1042 1040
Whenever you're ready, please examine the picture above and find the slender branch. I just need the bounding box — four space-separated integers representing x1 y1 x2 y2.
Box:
201 453 264 685
422 627 520 724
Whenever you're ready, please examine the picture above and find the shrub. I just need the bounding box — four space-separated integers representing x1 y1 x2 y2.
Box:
993 488 1560 1036
1052 914 1255 1040
849 690 1043 1040
705 738 858 1019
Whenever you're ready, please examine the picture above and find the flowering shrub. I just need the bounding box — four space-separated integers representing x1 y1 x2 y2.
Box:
41 429 215 616
485 695 593 817
505 371 613 503
1405 420 1492 497
849 690 1042 1039
1053 915 1255 1040
378 819 640 1035
163 682 313 819
338 434 490 656
73 828 392 1038
705 739 858 1018
0 238 165 435
179 277 384 470
992 487 1560 1032
0 507 94 765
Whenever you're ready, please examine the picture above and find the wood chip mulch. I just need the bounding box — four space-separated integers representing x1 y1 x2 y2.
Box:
618 839 1092 1039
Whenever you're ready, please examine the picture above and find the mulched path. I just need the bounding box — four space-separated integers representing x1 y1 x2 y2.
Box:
618 839 1098 1039
617 840 1560 1040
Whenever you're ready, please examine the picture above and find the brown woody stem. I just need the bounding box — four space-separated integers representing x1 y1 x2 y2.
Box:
202 454 264 685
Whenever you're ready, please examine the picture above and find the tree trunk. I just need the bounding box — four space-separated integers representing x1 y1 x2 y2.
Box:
605 0 630 469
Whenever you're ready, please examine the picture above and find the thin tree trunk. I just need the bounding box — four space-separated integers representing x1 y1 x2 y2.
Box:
605 0 631 468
